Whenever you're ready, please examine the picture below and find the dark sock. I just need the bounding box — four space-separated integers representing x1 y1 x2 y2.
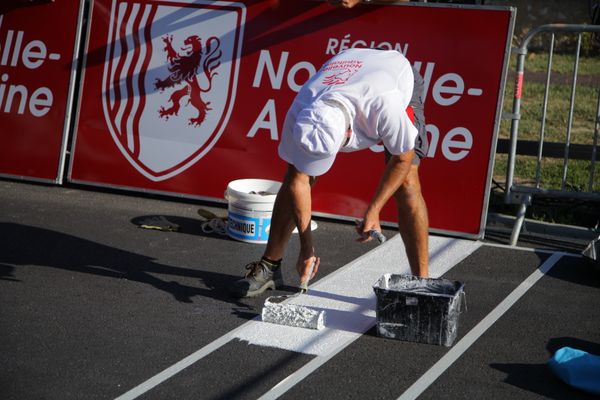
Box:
261 256 282 269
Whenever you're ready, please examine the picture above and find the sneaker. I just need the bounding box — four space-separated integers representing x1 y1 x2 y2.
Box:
229 260 283 298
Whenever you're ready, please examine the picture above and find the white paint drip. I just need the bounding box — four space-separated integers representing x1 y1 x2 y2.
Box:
234 235 481 355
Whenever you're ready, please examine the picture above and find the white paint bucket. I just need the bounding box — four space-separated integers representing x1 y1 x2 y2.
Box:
225 179 281 244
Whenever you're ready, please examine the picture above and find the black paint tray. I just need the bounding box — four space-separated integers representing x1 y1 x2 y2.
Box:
373 274 465 347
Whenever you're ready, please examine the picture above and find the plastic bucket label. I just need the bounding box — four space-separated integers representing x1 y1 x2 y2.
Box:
225 179 280 244
227 210 270 243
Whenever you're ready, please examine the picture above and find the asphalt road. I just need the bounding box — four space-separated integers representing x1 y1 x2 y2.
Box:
1 180 599 400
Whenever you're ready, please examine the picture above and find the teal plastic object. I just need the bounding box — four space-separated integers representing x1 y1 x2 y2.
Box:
548 347 600 395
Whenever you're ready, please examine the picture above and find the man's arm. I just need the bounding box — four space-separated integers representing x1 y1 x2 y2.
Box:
286 165 321 283
327 0 408 9
357 150 414 241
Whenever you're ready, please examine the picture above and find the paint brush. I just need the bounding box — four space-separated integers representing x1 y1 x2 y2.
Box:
298 258 317 293
354 219 387 244
369 229 386 244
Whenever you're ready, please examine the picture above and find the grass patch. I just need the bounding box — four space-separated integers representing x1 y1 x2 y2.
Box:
524 52 600 76
492 50 599 227
500 82 599 142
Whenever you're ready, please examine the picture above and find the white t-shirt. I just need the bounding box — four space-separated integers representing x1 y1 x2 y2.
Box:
280 48 418 159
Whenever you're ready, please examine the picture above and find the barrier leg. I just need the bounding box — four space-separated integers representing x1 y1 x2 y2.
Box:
510 202 528 246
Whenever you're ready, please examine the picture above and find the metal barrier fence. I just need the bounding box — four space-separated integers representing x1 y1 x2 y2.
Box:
504 24 600 246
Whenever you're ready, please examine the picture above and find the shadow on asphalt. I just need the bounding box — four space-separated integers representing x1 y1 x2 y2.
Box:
544 257 600 289
1 222 256 313
0 263 18 282
491 337 600 400
490 362 574 400
131 215 232 240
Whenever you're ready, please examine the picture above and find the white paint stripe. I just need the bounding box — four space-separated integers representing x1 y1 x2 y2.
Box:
114 324 248 400
257 344 354 400
397 251 564 400
114 234 409 400
125 4 151 145
235 235 481 355
481 241 582 257
114 235 481 400
255 236 481 400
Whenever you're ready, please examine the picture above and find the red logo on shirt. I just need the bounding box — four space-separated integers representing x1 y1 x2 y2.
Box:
321 59 363 85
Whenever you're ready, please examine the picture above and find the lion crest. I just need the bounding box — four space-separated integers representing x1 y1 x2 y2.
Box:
154 34 221 126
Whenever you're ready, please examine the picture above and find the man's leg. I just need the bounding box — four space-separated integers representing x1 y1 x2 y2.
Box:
229 165 316 297
262 168 301 261
394 163 429 277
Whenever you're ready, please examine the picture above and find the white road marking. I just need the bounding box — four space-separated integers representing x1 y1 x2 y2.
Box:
397 251 564 400
114 234 481 399
249 236 482 400
234 235 481 355
114 324 248 400
480 240 582 257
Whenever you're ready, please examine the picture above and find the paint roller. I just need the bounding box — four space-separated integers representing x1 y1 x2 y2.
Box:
261 229 386 330
261 258 323 330
261 294 325 330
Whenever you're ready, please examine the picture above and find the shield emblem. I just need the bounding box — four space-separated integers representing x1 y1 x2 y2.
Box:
102 0 245 181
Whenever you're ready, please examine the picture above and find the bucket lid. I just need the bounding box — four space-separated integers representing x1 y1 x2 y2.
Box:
226 179 282 203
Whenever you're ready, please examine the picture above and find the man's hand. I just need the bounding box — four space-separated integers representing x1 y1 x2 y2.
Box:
355 214 382 243
327 0 361 8
297 252 320 288
356 150 414 242
327 0 406 8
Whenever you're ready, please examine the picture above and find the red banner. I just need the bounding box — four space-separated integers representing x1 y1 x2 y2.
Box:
0 0 84 182
70 0 514 237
